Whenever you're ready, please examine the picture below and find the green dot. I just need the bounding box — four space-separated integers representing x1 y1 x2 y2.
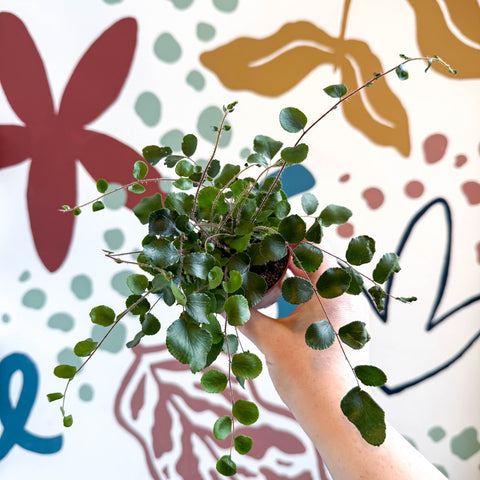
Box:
57 347 82 369
428 426 447 442
159 179 172 194
103 0 123 3
104 228 125 250
19 270 31 282
451 427 480 460
434 465 449 477
135 92 161 127
2 313 11 323
240 147 250 159
91 323 126 354
197 106 232 147
196 22 215 41
186 70 205 91
154 33 182 63
212 0 238 12
48 312 75 332
71 275 93 300
103 183 127 210
161 129 184 152
169 0 193 8
22 289 46 309
111 270 135 296
79 384 94 402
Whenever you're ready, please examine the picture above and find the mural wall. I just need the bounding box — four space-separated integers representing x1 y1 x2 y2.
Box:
0 1 479 479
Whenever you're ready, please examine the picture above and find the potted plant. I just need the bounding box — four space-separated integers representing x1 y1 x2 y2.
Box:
48 55 455 476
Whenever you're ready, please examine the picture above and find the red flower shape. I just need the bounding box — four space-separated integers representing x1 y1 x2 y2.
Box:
0 13 162 272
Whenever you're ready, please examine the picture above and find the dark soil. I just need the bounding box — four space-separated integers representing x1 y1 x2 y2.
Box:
250 253 289 290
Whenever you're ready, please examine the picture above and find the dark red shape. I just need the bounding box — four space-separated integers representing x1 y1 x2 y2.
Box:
0 13 163 271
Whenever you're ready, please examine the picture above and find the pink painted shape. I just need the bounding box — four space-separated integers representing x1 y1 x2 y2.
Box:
423 133 448 164
462 181 480 205
454 154 467 167
405 180 425 199
337 222 354 238
362 187 384 209
339 173 350 182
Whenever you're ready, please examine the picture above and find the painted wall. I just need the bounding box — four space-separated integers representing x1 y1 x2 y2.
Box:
0 1 479 479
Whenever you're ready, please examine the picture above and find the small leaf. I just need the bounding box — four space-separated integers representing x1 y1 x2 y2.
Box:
143 238 179 269
164 192 194 216
142 145 172 165
133 160 148 180
89 305 115 327
354 365 387 387
278 215 306 243
305 220 323 243
395 64 409 81
216 455 237 476
346 235 376 266
340 387 386 446
170 281 187 306
424 57 434 73
92 201 104 212
133 193 163 224
126 294 150 316
316 268 351 298
397 296 417 304
214 164 241 188
301 192 318 215
234 435 253 455
373 253 401 283
323 83 348 98
253 135 283 160
319 204 352 227
225 295 250 326
201 369 228 393
181 133 198 157
73 339 97 357
96 178 108 193
247 152 267 167
368 285 386 312
184 252 216 280
339 321 371 349
141 313 161 335
260 234 287 262
232 399 259 425
293 243 323 272
223 270 243 293
63 415 73 427
173 178 193 190
275 200 291 219
305 320 336 350
344 267 364 295
279 107 307 133
126 274 149 294
126 331 145 348
47 392 63 402
231 352 262 380
72 207 81 216
185 293 212 324
223 334 239 354
213 415 232 440
243 272 267 307
165 154 185 168
281 276 314 304
208 266 224 290
128 183 146 194
53 364 77 379
175 159 194 177
280 144 309 164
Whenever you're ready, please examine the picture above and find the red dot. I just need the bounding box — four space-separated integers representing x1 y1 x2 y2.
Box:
462 181 480 205
455 154 467 167
405 180 424 198
339 173 350 182
423 134 448 164
476 242 480 264
362 187 384 209
337 222 354 238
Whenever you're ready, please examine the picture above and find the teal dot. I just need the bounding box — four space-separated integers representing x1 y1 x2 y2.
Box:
135 92 161 127
19 271 31 282
197 106 232 147
103 0 123 3
48 312 75 332
434 465 449 477
111 270 135 297
428 426 447 442
186 70 205 91
159 179 172 194
22 289 46 309
104 229 125 250
169 0 193 8
212 0 238 12
91 323 127 354
103 183 127 210
79 384 94 402
71 275 93 300
403 436 417 449
451 427 480 460
57 347 82 369
154 33 182 63
196 22 216 41
160 129 184 152
240 147 250 159
2 314 11 323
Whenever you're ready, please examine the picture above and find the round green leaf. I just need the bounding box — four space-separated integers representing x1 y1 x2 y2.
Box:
222 334 239 354
47 392 63 403
231 352 263 380
232 399 259 425
143 238 179 269
216 455 237 476
208 266 223 289
214 164 241 188
128 183 146 194
275 200 291 219
354 365 387 387
247 152 267 167
323 83 348 98
224 295 250 326
142 145 172 165
126 331 145 349
344 267 364 295
319 204 352 227
197 186 228 214
133 193 163 224
170 281 186 306
346 235 376 266
395 64 409 81
316 267 351 298
338 321 371 349
173 178 193 190
260 234 287 262
305 320 336 350
223 270 243 293
305 220 323 243
201 369 228 393
234 435 253 455
301 192 318 215
279 107 308 133
96 178 108 193
133 160 148 180
341 387 386 446
141 313 161 335
213 415 232 440
293 243 323 272
126 294 150 315
181 133 198 157
373 253 401 284
281 276 314 304
73 339 97 357
243 272 267 307
63 415 73 427
92 201 104 212
185 293 212 324
184 252 216 280
175 159 194 177
280 144 308 164
368 286 386 312
126 274 149 294
253 135 283 160
89 305 115 327
278 215 306 244
53 364 77 379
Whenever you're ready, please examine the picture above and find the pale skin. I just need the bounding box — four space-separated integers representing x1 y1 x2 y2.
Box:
240 254 446 480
